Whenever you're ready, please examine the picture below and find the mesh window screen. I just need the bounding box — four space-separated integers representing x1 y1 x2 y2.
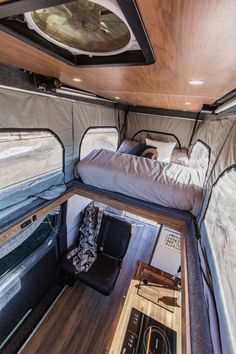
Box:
0 130 64 211
80 127 118 159
0 131 63 191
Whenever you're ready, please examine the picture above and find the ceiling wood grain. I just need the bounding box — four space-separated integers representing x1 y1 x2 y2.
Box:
0 0 236 111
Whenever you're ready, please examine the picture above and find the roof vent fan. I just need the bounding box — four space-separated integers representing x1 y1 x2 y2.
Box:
0 0 155 66
24 0 139 56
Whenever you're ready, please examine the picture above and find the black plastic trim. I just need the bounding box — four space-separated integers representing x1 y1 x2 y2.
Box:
189 112 201 147
0 0 73 19
120 107 129 137
56 201 68 256
128 105 199 120
148 225 163 264
116 0 155 65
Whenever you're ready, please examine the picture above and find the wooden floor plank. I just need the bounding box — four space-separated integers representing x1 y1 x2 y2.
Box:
21 218 159 354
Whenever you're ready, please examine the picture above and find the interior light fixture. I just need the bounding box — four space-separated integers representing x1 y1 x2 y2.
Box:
60 86 95 96
56 86 115 103
115 96 120 100
189 80 204 85
185 102 191 105
73 78 82 82
214 97 236 114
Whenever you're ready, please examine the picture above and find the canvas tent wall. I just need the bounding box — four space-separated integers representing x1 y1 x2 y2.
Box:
0 87 122 214
126 109 198 147
0 88 123 180
195 116 236 354
125 108 236 354
190 116 235 180
0 82 236 354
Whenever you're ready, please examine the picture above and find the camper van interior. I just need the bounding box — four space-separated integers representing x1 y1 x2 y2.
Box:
0 1 235 354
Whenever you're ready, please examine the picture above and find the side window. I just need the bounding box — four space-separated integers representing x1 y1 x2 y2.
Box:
0 130 63 192
80 127 119 159
0 213 59 278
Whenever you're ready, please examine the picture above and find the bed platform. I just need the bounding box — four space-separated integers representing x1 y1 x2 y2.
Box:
72 179 193 224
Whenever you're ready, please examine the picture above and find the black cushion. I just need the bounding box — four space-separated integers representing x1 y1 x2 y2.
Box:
61 213 132 296
61 253 120 296
98 214 131 258
127 143 152 156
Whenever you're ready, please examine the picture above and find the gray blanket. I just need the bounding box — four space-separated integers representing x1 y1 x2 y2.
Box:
74 149 204 216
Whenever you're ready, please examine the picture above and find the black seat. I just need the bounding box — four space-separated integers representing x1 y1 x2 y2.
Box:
61 213 132 295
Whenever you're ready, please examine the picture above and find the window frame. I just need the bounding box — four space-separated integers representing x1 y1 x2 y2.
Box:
79 126 119 160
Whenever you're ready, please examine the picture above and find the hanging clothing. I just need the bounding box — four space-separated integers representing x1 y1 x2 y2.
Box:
66 204 103 273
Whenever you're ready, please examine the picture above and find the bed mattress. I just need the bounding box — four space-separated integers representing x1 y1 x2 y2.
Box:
74 149 204 216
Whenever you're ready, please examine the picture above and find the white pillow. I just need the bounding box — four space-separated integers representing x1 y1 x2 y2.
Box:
145 138 176 162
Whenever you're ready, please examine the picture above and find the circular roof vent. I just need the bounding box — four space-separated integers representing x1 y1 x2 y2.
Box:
24 0 139 56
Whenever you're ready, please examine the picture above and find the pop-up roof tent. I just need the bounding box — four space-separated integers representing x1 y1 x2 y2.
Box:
0 67 235 354
0 1 236 354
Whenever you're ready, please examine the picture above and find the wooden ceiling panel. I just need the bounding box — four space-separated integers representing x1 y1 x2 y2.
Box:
0 0 236 112
95 91 217 112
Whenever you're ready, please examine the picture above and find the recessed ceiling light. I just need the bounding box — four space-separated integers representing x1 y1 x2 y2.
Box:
185 102 191 105
73 78 82 82
115 96 120 100
189 80 204 85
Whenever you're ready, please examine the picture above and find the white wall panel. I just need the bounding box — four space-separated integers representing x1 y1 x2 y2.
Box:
66 195 91 247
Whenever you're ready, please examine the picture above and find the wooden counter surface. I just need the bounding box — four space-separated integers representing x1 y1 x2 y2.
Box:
109 273 181 353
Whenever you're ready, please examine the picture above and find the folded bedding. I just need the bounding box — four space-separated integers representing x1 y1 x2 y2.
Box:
74 149 204 216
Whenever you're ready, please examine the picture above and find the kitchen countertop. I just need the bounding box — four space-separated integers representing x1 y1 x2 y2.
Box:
109 261 181 354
